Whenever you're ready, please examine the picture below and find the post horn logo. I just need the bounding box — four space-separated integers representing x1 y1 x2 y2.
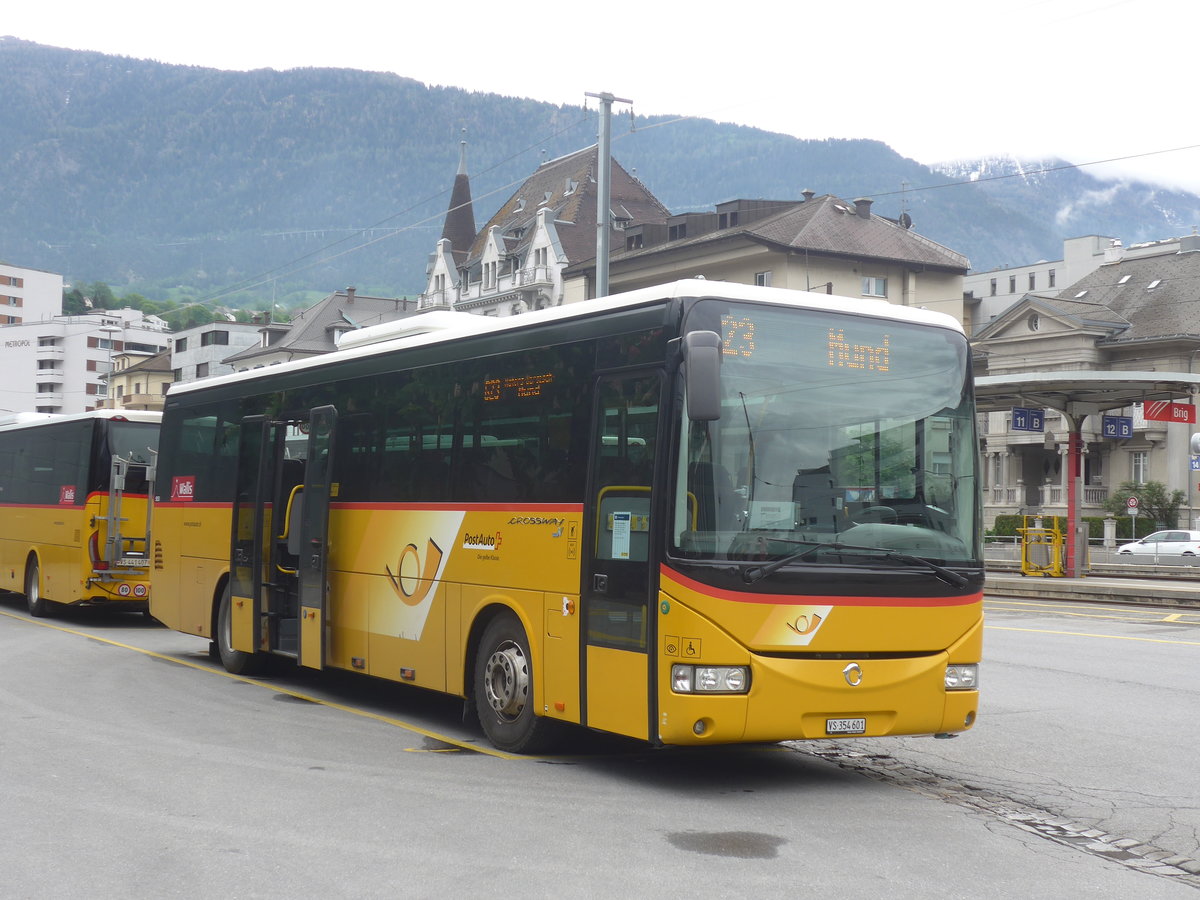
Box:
385 538 444 607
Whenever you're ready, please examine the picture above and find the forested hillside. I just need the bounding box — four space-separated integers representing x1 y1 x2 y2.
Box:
4 37 1199 305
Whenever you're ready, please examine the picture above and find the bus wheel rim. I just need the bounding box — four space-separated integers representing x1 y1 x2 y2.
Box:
484 640 528 720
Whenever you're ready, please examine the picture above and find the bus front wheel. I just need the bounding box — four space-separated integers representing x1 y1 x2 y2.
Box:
216 585 265 676
25 558 52 618
474 612 556 754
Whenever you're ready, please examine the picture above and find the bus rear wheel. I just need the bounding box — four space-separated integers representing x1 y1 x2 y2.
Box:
216 585 266 676
474 612 556 754
25 558 52 618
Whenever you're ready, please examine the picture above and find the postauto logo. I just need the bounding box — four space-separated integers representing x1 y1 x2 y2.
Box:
463 532 502 550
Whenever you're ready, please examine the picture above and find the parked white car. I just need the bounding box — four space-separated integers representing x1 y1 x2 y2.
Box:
1116 530 1200 559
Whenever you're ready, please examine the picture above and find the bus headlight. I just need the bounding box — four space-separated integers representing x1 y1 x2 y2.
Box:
945 664 978 690
671 665 750 694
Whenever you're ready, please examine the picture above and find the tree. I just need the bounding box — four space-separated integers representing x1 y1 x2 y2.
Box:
1103 480 1186 528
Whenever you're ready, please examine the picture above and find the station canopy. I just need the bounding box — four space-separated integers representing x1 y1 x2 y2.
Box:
975 371 1200 418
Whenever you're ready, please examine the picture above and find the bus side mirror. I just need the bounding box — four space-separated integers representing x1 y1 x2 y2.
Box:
683 330 722 421
1191 432 1200 455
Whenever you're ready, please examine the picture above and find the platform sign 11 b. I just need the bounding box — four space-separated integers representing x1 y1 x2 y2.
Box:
1011 407 1045 432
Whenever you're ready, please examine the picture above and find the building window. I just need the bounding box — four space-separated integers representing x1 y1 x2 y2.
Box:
755 271 772 287
989 278 997 296
861 276 887 298
1131 451 1148 484
201 330 229 346
175 337 188 352
1008 275 1016 293
173 368 183 382
1048 269 1056 288
1028 273 1036 290
196 362 210 378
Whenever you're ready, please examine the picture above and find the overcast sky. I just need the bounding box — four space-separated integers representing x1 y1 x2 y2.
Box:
8 0 1200 194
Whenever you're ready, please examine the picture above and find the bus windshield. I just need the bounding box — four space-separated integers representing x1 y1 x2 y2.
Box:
673 300 980 568
108 421 159 465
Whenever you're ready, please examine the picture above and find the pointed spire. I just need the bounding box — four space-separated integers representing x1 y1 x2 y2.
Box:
441 134 476 262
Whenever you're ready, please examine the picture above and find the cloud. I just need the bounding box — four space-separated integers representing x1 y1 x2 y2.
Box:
1055 185 1124 227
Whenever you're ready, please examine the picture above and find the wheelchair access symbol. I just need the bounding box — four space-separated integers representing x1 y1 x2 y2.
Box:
664 635 701 657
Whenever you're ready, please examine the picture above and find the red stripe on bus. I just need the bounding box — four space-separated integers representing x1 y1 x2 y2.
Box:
661 565 981 607
328 501 584 512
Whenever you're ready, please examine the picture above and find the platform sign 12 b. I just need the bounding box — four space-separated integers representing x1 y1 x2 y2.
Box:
1102 415 1133 439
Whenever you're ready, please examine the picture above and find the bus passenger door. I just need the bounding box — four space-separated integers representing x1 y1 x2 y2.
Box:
297 405 337 670
582 374 661 741
229 416 269 655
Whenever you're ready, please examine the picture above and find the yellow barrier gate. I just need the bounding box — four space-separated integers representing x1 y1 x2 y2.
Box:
1018 516 1064 577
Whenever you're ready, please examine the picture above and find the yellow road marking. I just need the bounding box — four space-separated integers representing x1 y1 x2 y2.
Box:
986 623 1200 646
0 608 523 760
985 599 1200 625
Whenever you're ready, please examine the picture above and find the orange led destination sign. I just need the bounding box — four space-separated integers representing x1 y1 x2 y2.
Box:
484 372 554 401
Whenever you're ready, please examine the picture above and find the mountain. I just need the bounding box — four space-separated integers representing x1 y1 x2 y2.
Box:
4 37 1200 304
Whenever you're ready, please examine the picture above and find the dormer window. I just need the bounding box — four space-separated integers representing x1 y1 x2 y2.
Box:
514 198 525 213
1147 279 1162 291
1074 290 1088 299
1118 274 1131 285
564 179 578 196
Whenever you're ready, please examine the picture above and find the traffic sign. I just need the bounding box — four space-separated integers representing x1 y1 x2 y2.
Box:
1127 496 1139 516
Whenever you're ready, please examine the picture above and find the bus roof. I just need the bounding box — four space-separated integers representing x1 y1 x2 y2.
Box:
168 278 965 398
0 409 162 433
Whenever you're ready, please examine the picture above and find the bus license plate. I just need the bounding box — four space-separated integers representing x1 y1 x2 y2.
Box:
826 717 866 735
116 557 147 567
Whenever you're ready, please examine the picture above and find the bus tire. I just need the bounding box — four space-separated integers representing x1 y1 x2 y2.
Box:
474 612 557 754
216 585 265 676
25 558 52 618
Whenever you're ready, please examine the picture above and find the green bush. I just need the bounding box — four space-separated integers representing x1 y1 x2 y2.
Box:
991 514 1155 540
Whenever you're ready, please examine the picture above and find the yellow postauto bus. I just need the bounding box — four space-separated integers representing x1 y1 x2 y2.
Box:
0 409 160 616
150 280 982 752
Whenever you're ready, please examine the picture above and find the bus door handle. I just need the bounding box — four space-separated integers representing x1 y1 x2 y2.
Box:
593 574 608 594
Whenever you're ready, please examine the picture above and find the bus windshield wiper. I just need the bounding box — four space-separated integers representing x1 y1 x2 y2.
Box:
742 541 968 588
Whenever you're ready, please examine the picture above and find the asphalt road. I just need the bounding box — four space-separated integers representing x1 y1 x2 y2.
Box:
1 591 1197 898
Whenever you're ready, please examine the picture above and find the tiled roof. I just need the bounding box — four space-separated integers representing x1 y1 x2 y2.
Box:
465 146 670 268
115 349 173 374
1073 251 1200 343
612 195 968 271
223 289 419 363
972 248 1200 344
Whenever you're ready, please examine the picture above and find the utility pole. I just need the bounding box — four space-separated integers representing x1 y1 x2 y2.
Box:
585 91 631 299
